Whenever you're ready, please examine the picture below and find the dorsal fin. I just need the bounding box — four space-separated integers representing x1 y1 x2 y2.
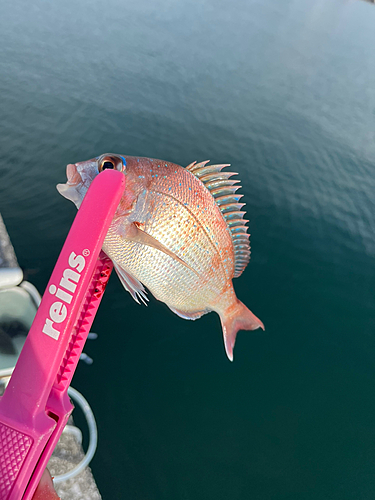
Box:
185 160 250 278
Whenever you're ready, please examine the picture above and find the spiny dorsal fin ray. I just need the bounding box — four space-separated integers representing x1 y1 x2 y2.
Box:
185 161 197 170
188 161 230 178
227 219 249 228
200 171 238 183
223 211 246 220
186 160 209 173
220 202 246 213
210 185 242 198
215 194 244 206
185 160 250 278
204 179 240 191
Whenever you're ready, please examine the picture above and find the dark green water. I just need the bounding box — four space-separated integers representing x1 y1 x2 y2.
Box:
1 0 375 498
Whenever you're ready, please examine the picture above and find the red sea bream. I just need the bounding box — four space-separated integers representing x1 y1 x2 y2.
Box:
57 154 264 360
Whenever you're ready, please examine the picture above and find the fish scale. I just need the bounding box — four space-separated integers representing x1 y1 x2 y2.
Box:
103 164 231 311
57 154 264 361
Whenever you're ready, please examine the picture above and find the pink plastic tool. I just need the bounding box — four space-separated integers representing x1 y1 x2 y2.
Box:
0 169 125 500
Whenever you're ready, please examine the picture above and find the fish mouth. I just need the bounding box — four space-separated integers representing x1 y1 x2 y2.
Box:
66 163 83 186
56 163 83 206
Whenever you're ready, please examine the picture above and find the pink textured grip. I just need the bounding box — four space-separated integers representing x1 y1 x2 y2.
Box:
0 424 32 499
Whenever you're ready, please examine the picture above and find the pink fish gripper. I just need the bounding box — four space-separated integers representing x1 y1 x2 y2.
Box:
0 169 126 500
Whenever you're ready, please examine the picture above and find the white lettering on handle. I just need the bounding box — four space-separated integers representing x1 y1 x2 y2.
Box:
42 318 60 340
42 251 86 340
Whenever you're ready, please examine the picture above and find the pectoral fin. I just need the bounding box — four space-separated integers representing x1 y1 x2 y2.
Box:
125 222 198 276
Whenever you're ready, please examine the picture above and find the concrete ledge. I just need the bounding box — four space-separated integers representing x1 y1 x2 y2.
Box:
48 423 102 500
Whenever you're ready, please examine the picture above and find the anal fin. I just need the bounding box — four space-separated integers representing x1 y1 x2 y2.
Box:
168 305 206 321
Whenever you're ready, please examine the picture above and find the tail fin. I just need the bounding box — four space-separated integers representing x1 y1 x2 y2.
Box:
219 300 264 362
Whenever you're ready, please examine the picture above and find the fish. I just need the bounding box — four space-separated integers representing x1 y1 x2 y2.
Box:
57 154 264 361
32 469 60 499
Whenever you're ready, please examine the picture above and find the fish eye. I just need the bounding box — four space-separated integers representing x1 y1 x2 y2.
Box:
98 155 125 172
102 160 115 170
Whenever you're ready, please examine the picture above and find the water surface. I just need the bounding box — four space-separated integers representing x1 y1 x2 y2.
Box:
1 0 375 498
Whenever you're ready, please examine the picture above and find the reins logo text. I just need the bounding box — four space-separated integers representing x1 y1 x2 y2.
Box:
42 252 86 340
